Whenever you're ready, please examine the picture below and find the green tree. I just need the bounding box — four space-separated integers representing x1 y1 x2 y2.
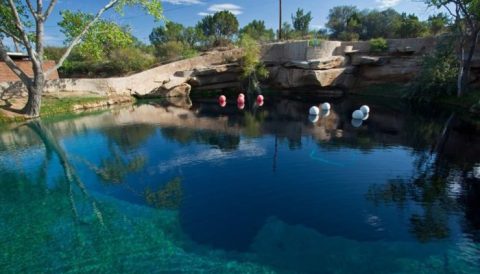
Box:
196 10 238 46
291 8 312 37
59 11 135 61
280 22 296 40
240 20 275 42
425 0 480 96
427 13 450 36
0 0 163 117
238 34 268 93
394 13 427 38
359 8 402 39
149 21 184 45
326 6 360 40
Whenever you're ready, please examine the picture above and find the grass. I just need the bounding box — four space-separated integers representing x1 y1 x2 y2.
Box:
0 96 133 125
40 96 107 116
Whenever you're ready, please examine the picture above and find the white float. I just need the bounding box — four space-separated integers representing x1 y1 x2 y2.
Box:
352 110 365 120
321 102 331 111
309 115 320 123
360 105 370 115
362 113 369 121
351 119 363 128
321 109 331 117
309 106 320 116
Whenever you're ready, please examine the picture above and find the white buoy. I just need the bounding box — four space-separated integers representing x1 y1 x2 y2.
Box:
351 119 363 128
321 109 331 117
309 115 320 123
360 105 370 115
352 110 365 120
309 106 320 116
321 102 331 111
362 113 369 121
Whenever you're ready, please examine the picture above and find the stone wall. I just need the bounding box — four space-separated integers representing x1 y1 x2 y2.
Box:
1 49 243 99
0 60 59 82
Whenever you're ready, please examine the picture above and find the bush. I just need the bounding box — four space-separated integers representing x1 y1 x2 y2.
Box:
59 47 156 78
408 37 458 101
155 41 198 62
369 38 388 53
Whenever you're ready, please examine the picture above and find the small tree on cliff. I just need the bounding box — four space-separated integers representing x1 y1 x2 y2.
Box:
425 0 480 96
238 34 269 93
0 0 163 117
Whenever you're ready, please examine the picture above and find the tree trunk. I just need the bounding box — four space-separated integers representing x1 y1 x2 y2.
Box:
458 30 479 97
22 72 44 117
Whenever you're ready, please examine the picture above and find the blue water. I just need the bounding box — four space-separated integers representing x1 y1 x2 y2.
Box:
0 96 479 273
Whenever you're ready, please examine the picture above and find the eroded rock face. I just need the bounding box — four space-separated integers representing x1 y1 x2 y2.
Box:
268 66 355 89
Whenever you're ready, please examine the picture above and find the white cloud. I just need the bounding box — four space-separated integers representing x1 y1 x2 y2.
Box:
207 3 243 15
198 12 212 16
163 0 203 4
376 0 401 9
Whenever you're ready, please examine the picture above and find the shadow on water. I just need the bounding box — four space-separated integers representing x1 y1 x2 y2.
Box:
0 95 479 273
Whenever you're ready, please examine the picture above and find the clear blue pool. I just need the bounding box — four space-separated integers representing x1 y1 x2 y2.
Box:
0 96 479 273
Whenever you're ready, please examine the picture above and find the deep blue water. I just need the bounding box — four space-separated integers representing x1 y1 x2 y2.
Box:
0 95 479 273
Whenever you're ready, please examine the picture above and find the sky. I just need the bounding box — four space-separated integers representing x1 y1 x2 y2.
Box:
29 0 442 46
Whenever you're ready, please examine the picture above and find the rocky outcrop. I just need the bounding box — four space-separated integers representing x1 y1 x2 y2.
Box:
268 66 355 89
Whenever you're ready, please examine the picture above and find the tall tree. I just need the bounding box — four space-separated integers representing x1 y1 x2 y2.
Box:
240 20 275 42
291 8 312 37
196 11 238 46
326 6 360 39
427 13 450 36
59 11 135 61
394 13 427 38
0 0 163 117
360 8 402 39
426 0 480 96
149 21 184 46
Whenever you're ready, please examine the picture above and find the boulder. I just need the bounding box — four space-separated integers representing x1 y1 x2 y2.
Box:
189 72 239 87
309 56 345 70
351 56 388 66
283 61 310 69
268 66 355 88
193 63 241 76
163 76 188 90
136 83 191 98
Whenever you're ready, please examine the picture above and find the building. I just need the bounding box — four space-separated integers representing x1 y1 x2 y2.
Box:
0 52 59 83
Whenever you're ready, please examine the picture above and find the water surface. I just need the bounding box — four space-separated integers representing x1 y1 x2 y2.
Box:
1 96 479 273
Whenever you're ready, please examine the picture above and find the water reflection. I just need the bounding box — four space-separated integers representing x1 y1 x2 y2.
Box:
0 96 479 272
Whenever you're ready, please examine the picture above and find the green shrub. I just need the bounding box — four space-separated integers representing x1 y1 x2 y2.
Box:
369 38 389 53
408 37 458 101
59 47 155 78
155 41 198 62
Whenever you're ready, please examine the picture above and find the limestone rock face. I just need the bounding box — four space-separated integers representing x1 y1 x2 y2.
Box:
309 56 345 70
357 57 421 82
268 66 355 89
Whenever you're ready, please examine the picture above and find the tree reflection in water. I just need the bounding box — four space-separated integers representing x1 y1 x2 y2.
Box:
0 120 269 272
366 115 480 242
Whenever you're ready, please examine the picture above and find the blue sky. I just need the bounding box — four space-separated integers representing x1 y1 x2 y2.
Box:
39 0 439 46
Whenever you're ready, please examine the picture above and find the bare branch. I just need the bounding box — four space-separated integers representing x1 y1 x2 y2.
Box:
0 40 32 86
44 0 58 20
46 0 119 76
25 0 38 20
0 27 24 45
6 0 39 64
